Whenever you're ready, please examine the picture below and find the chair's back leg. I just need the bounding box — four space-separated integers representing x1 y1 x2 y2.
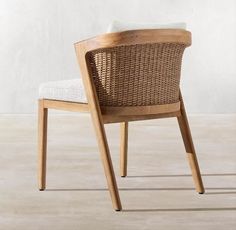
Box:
177 93 205 194
38 99 48 191
91 113 122 211
120 122 128 177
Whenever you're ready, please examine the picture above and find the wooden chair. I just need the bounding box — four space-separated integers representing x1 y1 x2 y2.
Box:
38 29 205 211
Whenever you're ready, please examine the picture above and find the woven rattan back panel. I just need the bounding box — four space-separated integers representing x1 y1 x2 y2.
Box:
87 43 187 107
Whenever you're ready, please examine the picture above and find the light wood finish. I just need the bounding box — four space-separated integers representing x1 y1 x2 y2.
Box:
101 102 180 116
103 111 181 124
43 99 89 112
177 93 205 194
75 41 122 211
38 99 122 211
90 108 122 210
38 99 48 190
120 122 128 177
38 29 204 211
75 29 191 51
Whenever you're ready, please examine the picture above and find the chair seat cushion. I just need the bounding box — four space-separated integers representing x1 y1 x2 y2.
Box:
39 79 87 103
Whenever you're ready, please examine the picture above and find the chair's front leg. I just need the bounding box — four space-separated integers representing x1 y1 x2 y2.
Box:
120 122 128 177
177 95 205 194
91 114 122 211
38 99 48 191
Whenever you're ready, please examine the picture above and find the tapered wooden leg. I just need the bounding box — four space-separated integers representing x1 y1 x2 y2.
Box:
120 122 128 177
38 99 48 191
91 115 122 211
177 94 205 194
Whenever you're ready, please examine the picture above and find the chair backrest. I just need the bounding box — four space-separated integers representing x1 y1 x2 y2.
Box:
75 29 191 116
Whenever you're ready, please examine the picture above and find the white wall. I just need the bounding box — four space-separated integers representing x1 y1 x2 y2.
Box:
0 0 236 113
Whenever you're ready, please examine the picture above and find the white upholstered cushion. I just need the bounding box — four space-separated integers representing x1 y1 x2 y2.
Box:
107 21 186 33
39 79 87 103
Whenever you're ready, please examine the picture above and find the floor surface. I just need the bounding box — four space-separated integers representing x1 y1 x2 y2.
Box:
0 114 235 229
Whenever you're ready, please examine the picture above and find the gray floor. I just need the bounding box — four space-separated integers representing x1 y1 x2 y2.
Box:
0 114 235 230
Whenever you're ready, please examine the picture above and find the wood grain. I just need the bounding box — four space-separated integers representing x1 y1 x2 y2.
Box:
177 92 205 193
38 99 48 191
120 122 128 177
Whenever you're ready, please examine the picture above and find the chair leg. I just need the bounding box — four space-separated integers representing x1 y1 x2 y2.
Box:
91 115 122 211
177 96 205 194
120 122 128 177
38 100 48 191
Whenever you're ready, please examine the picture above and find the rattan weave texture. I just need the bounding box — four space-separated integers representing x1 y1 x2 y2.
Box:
88 43 187 107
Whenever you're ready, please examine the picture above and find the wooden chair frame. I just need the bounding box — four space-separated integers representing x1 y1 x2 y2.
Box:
38 29 205 211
